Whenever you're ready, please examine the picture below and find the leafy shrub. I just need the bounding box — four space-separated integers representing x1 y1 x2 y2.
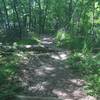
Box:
16 32 41 45
16 38 38 45
55 30 85 50
55 30 72 47
67 51 100 96
85 74 100 96
0 50 20 100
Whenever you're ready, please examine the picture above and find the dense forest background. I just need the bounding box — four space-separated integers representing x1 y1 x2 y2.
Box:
0 0 100 100
0 0 99 43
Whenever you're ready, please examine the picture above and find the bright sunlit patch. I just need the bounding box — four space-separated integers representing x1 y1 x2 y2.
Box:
42 65 55 71
42 37 53 45
25 45 32 48
28 81 49 92
51 52 67 60
28 83 45 91
51 55 60 60
52 89 68 98
42 41 53 44
52 89 69 100
60 53 67 60
72 89 86 99
43 37 52 41
45 67 55 71
69 79 85 86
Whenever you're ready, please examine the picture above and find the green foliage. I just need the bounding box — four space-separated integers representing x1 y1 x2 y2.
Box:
68 52 99 74
56 30 72 47
55 30 85 50
67 51 100 96
0 0 99 98
16 32 41 45
85 74 100 96
0 50 20 100
16 38 38 45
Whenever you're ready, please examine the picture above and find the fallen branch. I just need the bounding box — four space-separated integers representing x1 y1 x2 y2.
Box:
0 44 59 53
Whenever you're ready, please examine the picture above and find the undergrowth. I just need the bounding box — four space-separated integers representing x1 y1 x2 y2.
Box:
56 30 100 97
67 51 100 97
0 50 21 100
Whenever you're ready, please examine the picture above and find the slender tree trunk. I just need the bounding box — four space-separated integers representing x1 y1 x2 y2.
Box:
38 0 42 34
42 0 48 33
77 0 84 34
0 9 5 29
29 0 32 31
11 1 16 29
13 0 22 39
68 0 73 31
32 1 37 32
92 0 96 41
92 0 95 35
2 0 10 30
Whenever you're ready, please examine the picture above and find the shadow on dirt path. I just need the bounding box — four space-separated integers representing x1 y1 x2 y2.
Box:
17 35 96 100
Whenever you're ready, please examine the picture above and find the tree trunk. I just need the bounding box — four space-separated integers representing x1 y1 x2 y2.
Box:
38 0 42 34
2 0 10 30
13 0 22 39
68 0 73 31
29 0 32 31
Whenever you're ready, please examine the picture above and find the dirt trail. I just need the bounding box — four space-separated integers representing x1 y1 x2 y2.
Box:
17 35 96 100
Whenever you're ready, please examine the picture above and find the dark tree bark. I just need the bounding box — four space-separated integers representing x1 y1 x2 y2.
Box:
0 9 5 29
13 0 22 39
29 0 32 31
37 0 42 34
2 0 10 30
92 0 95 35
68 0 73 31
42 0 48 33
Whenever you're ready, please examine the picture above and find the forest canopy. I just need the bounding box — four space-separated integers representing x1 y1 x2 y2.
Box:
0 0 99 41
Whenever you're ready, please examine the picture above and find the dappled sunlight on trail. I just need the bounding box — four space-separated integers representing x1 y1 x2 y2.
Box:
17 35 96 100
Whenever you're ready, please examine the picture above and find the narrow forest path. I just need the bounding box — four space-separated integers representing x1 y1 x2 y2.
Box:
17 35 96 100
